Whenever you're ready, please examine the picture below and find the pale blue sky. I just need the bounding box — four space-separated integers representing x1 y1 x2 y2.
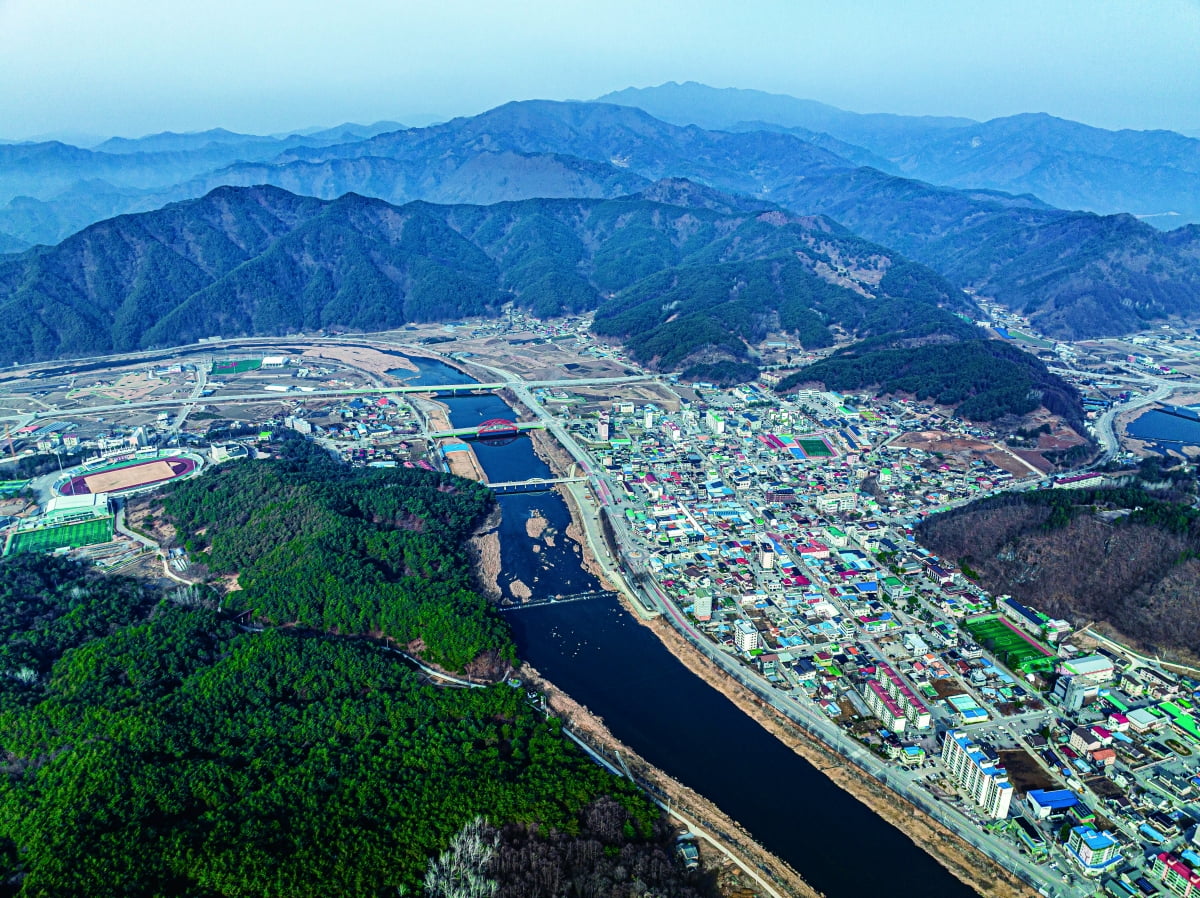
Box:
1 0 1197 140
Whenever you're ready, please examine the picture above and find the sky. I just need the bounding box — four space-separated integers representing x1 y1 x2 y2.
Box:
1 0 1198 140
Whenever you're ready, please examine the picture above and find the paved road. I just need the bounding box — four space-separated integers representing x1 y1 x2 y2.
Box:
0 375 656 423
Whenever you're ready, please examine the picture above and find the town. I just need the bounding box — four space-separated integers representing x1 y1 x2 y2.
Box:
3 311 1200 898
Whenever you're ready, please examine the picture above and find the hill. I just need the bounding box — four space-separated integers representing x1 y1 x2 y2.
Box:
0 438 703 897
0 182 974 371
917 465 1200 660
601 82 1200 226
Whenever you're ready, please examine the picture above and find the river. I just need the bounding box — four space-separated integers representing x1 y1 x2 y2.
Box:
397 357 978 898
1127 407 1200 448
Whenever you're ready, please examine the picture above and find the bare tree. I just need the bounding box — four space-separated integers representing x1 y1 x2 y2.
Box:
424 816 499 898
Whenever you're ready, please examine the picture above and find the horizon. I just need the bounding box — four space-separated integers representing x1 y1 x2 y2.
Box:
5 82 1199 147
1 0 1198 141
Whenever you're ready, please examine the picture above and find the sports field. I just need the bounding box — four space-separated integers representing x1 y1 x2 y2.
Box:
60 456 197 496
211 359 261 375
5 516 113 555
963 614 1056 673
797 438 834 458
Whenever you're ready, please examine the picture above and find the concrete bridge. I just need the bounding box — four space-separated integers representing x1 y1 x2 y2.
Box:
484 476 587 493
496 590 617 611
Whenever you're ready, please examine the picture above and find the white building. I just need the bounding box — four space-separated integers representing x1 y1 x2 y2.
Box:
942 730 1013 819
733 620 760 653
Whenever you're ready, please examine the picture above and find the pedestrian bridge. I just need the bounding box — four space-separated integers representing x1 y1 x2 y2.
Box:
484 476 587 493
496 590 618 612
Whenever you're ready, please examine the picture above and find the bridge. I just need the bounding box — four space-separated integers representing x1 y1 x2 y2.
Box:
496 590 617 612
428 419 546 439
484 476 587 493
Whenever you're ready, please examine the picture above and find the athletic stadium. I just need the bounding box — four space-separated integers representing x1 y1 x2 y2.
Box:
55 450 204 498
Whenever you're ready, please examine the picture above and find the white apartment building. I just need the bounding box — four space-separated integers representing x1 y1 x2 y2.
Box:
942 730 1013 819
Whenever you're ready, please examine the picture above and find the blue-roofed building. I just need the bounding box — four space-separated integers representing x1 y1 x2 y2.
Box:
1065 825 1121 876
1026 788 1078 819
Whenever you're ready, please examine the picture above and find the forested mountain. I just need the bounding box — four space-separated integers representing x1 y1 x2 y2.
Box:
0 181 972 369
918 464 1200 660
0 439 701 896
601 81 1200 226
204 100 1200 339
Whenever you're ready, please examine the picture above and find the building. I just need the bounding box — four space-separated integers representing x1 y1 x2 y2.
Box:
862 679 907 733
1060 653 1115 684
1065 825 1120 876
1152 852 1200 897
733 619 760 653
1026 789 1078 820
692 592 713 622
941 730 1013 819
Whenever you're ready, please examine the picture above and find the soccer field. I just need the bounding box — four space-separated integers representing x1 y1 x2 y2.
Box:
5 517 114 555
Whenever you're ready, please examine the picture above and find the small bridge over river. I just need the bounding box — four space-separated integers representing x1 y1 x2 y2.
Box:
496 590 618 612
484 476 587 493
429 418 545 440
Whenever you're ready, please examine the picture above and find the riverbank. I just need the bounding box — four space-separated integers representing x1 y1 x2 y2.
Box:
528 429 1034 898
465 504 502 601
642 616 1035 898
520 664 820 898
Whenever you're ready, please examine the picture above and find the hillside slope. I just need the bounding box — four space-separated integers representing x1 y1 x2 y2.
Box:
918 479 1200 660
0 182 970 370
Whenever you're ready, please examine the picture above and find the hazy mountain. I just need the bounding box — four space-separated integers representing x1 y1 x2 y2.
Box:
180 150 651 207
601 82 1200 225
241 100 1200 339
597 81 973 146
290 121 407 142
2 98 1197 340
0 231 27 254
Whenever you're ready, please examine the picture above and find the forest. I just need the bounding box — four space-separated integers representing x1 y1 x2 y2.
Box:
0 441 700 897
777 338 1084 426
161 434 509 671
918 466 1200 658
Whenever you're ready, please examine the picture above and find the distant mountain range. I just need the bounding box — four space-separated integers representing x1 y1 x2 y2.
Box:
0 181 975 366
600 82 1200 227
0 89 1198 343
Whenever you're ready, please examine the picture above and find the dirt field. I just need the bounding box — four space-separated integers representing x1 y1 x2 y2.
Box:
84 460 178 492
998 749 1058 795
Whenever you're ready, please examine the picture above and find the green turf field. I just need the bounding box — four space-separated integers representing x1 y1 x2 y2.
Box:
210 359 262 375
4 516 114 555
798 438 834 457
963 614 1055 673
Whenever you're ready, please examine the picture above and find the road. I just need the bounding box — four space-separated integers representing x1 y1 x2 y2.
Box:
0 374 656 423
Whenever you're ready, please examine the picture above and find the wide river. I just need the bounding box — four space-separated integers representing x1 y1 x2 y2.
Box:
401 356 977 898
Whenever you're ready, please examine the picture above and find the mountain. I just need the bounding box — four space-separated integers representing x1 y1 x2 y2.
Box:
0 180 1084 422
2 99 1197 340
0 231 27 254
0 182 963 362
601 82 1200 226
232 99 1200 339
597 81 973 146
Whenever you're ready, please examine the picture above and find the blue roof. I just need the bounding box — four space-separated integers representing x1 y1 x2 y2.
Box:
1028 789 1078 810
